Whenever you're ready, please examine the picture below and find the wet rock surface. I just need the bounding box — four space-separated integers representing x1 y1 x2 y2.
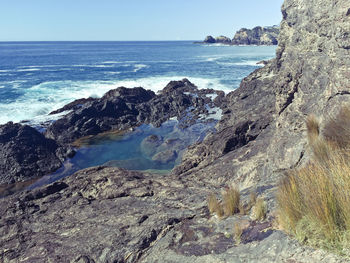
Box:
0 79 223 186
0 122 73 185
45 79 225 144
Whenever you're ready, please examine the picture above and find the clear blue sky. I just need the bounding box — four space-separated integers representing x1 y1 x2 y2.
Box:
0 0 284 41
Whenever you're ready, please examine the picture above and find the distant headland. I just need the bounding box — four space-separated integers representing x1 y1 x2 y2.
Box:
198 25 279 45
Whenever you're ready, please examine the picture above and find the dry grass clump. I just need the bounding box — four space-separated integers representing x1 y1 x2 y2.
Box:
222 185 241 216
207 184 241 218
207 193 224 218
252 198 267 221
277 106 350 254
233 223 243 245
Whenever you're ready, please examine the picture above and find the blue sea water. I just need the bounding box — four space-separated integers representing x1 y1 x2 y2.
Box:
0 41 276 125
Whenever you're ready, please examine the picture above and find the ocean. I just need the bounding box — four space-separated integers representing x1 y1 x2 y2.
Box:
0 41 276 126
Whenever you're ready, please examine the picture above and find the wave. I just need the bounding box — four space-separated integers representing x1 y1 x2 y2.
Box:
133 64 149 72
216 60 262 66
0 76 233 125
17 68 41 72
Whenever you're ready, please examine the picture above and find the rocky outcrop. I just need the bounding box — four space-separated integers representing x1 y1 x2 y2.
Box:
203 35 215 43
0 79 224 185
45 79 225 145
201 25 279 45
215 35 232 44
232 26 279 45
176 0 350 197
0 122 74 184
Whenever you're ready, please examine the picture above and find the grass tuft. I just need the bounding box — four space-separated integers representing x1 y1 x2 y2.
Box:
233 223 243 245
253 198 267 221
207 184 241 218
222 185 241 216
277 105 350 254
207 193 224 218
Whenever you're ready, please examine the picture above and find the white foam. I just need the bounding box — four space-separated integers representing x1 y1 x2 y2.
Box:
133 64 148 72
101 61 121 64
206 93 218 100
0 76 233 125
17 68 41 72
216 60 261 66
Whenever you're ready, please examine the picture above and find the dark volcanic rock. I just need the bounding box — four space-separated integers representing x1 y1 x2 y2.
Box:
46 79 225 144
0 122 73 184
203 35 216 43
49 97 95 115
232 25 279 45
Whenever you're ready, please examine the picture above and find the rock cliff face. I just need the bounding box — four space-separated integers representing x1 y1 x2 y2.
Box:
1 0 350 262
177 0 350 193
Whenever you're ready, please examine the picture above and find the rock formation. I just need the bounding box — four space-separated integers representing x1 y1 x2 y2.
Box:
1 0 350 262
203 35 215 43
45 79 224 145
202 25 279 45
0 79 224 185
0 122 74 185
215 35 232 44
231 26 279 45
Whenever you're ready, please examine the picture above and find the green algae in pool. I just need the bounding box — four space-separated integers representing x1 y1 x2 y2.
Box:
28 119 216 189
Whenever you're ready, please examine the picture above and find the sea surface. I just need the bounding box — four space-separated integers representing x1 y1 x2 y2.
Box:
0 41 276 192
0 41 276 125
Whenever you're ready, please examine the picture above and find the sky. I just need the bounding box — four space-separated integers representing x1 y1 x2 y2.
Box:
0 0 284 41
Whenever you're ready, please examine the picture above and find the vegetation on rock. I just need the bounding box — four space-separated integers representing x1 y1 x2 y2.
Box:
277 106 350 255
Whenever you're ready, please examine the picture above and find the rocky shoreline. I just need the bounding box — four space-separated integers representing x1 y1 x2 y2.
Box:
1 0 350 262
0 79 225 186
198 25 279 45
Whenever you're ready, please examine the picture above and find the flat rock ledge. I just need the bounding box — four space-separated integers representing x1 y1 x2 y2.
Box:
0 167 346 263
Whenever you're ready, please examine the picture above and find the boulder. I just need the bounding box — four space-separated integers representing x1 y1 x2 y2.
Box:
152 150 177 164
140 135 163 158
215 35 232 44
0 122 73 184
203 35 216 43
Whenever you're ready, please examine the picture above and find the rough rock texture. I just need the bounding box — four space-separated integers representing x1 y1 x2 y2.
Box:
0 122 73 184
0 167 346 263
175 0 350 195
215 35 232 44
201 25 279 45
1 0 350 262
45 79 225 144
232 26 279 45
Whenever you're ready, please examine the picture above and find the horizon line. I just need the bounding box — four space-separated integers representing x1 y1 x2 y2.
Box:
0 40 201 42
